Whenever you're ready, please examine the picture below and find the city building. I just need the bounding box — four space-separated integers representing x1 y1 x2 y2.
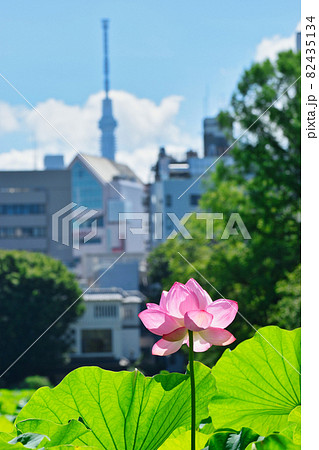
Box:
296 31 301 52
148 117 230 248
69 153 147 287
44 154 65 170
99 19 117 161
68 288 143 369
0 170 72 264
149 148 213 247
203 117 228 157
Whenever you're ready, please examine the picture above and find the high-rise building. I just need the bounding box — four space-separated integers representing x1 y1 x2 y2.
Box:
148 118 232 248
99 19 117 161
203 117 228 157
69 153 147 287
296 31 301 52
148 147 215 248
0 170 73 264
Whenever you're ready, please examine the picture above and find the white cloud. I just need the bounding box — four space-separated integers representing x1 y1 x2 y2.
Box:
0 148 42 170
23 93 102 155
0 102 23 134
113 91 201 180
117 147 158 183
0 90 200 182
255 22 301 62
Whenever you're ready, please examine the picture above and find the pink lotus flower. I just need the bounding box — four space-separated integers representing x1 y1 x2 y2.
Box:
139 278 237 356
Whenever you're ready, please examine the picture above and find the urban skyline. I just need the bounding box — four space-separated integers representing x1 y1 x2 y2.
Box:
0 1 300 182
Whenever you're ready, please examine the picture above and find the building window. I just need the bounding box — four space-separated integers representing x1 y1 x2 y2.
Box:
94 304 117 318
71 161 103 210
165 194 172 207
81 329 112 353
190 194 201 206
0 227 46 238
124 307 134 320
79 236 102 244
80 215 104 228
0 204 45 215
107 199 132 223
166 221 173 231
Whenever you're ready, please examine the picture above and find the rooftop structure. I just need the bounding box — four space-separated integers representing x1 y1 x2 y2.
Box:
44 154 65 170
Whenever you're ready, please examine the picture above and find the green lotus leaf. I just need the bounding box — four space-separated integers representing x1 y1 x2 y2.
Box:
0 441 25 449
0 415 15 433
288 405 301 445
204 427 260 449
43 447 99 450
0 431 17 442
16 362 215 450
16 419 92 447
8 432 49 449
253 433 300 449
209 326 300 435
158 429 209 449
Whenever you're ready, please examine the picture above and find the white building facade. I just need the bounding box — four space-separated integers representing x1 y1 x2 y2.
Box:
69 289 142 364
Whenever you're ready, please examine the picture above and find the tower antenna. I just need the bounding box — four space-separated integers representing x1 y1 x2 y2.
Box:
99 18 117 160
102 19 110 96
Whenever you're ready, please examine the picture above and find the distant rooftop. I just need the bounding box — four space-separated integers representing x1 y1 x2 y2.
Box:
44 154 65 170
83 287 144 303
70 154 142 185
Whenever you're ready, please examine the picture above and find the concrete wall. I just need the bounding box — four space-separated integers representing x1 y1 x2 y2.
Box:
0 170 73 264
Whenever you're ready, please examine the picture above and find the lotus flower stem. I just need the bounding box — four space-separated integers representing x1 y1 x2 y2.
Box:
188 330 196 450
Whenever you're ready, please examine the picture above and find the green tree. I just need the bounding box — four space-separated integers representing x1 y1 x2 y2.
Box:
0 250 83 385
147 50 300 363
268 264 301 329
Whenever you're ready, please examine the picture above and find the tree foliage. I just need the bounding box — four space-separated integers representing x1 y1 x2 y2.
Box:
268 264 301 329
0 250 83 385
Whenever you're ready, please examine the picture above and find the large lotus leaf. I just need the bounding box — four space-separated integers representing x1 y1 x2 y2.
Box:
16 419 92 447
0 431 16 443
204 427 260 449
8 432 49 449
16 362 215 450
209 326 300 435
47 447 98 450
0 415 15 433
253 433 300 449
0 441 25 449
199 418 215 436
158 429 209 449
288 406 301 445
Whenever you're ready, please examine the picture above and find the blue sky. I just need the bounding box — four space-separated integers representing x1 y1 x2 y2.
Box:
0 0 300 179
